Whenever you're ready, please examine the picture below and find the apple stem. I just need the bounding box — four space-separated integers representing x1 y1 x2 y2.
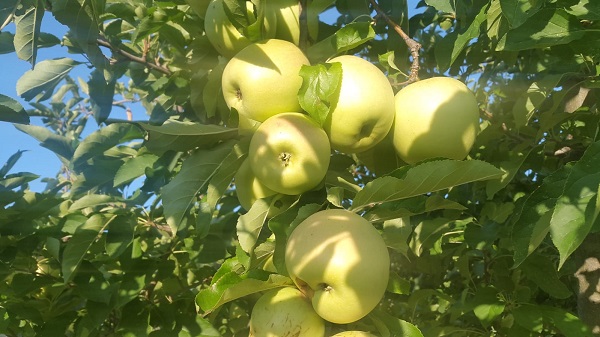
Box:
368 0 421 86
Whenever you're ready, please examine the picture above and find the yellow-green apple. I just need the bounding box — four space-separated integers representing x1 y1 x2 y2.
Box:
184 0 212 18
331 332 378 337
268 0 318 44
249 287 326 337
323 55 395 153
235 158 277 210
393 77 480 164
204 0 277 58
285 209 390 324
221 39 310 122
249 112 330 195
355 122 403 176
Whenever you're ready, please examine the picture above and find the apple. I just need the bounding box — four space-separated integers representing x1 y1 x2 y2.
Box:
355 122 403 176
204 0 277 58
323 55 395 154
393 77 480 164
248 112 330 195
235 158 278 211
285 209 390 324
237 112 262 137
249 287 326 337
184 0 212 19
221 39 310 122
331 332 378 337
268 0 318 45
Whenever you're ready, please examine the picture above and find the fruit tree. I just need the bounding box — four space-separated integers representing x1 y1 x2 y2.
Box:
0 0 599 336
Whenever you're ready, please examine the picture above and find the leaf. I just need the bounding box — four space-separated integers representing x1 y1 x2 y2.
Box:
139 120 238 155
424 0 454 13
521 253 571 299
236 198 270 254
307 22 375 63
511 166 569 267
50 0 110 72
471 287 505 327
0 0 19 30
14 124 74 163
196 271 292 315
550 141 600 269
68 194 116 212
500 0 542 28
382 217 412 258
71 123 143 172
369 308 424 337
511 74 564 128
498 9 586 51
409 217 452 257
0 172 40 189
88 68 116 124
0 150 25 178
16 58 81 101
161 141 234 235
62 214 111 283
13 1 44 66
435 5 486 72
363 194 467 223
0 94 29 124
486 146 534 198
205 141 247 211
566 0 600 20
297 63 342 126
113 153 159 187
105 215 135 258
350 160 503 212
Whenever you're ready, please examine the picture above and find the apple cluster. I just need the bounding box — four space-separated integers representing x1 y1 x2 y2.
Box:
204 1 480 335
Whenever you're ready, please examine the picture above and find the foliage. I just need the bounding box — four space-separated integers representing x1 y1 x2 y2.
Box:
1 0 599 336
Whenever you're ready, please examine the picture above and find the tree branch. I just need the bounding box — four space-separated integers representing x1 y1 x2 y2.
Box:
368 0 421 85
96 38 172 76
298 0 309 51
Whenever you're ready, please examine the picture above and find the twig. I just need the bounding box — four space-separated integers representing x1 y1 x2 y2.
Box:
96 38 172 76
368 0 421 85
298 0 308 51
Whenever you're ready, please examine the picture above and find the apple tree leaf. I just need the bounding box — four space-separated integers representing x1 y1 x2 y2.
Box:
566 0 600 20
14 124 74 163
0 94 29 124
16 57 81 101
0 0 19 29
521 253 571 299
424 0 454 14
307 21 375 63
500 0 543 28
297 62 342 127
511 74 563 128
13 1 44 66
369 308 424 337
550 140 600 269
113 153 160 187
139 120 238 155
236 197 270 254
470 287 506 327
350 159 503 212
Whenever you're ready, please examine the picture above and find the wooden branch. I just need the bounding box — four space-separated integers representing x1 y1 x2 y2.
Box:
368 0 421 85
96 38 172 76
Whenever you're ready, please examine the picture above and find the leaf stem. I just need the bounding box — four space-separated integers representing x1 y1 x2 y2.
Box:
368 0 421 85
96 38 172 76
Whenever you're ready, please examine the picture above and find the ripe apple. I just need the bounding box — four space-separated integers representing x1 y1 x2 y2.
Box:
285 209 390 324
248 112 330 195
323 55 395 154
355 122 403 176
249 287 326 337
184 0 211 19
393 77 480 164
235 158 278 211
204 0 277 58
221 39 310 122
331 332 378 337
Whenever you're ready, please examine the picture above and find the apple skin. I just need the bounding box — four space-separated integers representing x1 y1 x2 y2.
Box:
324 55 395 154
249 287 326 337
393 77 480 164
235 158 278 211
249 112 330 195
204 0 277 58
221 39 310 122
184 0 211 19
331 332 378 337
355 122 404 176
285 209 390 324
237 113 262 137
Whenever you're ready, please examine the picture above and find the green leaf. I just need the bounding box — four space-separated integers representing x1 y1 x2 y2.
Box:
363 194 467 223
298 63 342 126
424 0 454 13
0 0 19 30
139 120 238 155
16 57 81 101
205 141 247 212
350 160 503 212
113 153 159 187
369 308 424 337
435 5 486 72
409 217 452 256
566 0 600 20
471 287 506 327
0 172 40 189
498 9 586 51
71 123 143 172
68 194 116 212
500 0 542 28
62 214 111 283
382 217 412 258
14 124 74 163
307 22 375 63
50 0 110 73
511 74 564 128
236 197 270 254
0 150 25 178
88 69 116 124
105 215 135 258
486 146 534 198
14 1 45 66
0 94 29 124
161 141 234 235
550 141 600 269
521 253 571 299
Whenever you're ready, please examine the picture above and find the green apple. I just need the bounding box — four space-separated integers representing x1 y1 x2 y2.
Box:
285 209 390 324
204 0 277 58
324 55 395 154
355 122 403 176
331 332 378 337
235 158 277 211
249 287 326 337
184 0 212 18
222 39 310 122
393 77 480 164
249 112 330 195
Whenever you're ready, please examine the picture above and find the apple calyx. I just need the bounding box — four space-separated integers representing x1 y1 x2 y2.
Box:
278 152 292 167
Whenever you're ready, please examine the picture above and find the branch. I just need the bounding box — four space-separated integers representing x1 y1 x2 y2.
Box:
298 0 308 51
368 0 421 85
96 38 172 76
